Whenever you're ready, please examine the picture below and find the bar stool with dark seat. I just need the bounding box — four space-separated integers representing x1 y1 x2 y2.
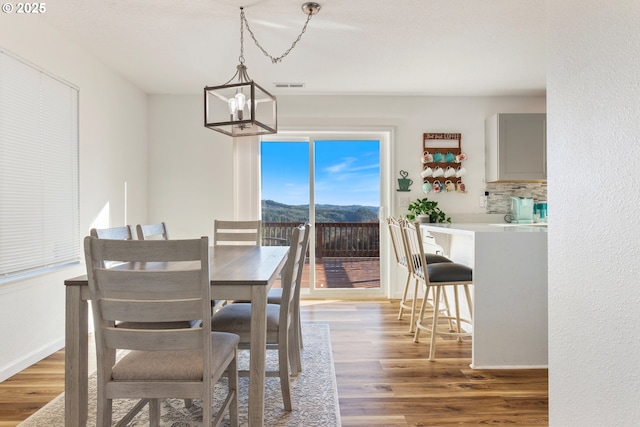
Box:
402 220 473 361
387 217 452 332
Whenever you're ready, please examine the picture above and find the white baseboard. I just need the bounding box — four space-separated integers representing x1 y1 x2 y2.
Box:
0 338 65 383
470 363 548 370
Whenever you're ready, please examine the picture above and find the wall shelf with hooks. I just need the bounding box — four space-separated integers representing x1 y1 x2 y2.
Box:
421 133 467 193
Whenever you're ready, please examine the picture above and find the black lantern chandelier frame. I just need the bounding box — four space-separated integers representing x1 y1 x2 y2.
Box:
204 3 321 137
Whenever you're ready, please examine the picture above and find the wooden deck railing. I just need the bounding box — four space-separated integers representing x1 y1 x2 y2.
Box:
262 221 380 258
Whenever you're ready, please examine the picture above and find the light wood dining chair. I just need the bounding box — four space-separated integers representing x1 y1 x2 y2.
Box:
89 225 196 410
90 225 136 240
388 217 452 332
228 221 310 367
84 236 239 427
402 220 473 361
136 222 169 240
210 224 307 411
89 226 192 327
213 220 261 246
261 223 311 374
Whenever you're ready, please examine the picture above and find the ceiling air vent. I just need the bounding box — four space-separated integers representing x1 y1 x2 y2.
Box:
274 82 305 89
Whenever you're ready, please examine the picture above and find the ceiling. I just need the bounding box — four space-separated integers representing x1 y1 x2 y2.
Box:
40 0 546 97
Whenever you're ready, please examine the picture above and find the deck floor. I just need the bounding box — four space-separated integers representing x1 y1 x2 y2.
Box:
299 257 380 289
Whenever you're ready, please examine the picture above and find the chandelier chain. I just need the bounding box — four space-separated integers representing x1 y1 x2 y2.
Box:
240 7 315 64
239 8 245 64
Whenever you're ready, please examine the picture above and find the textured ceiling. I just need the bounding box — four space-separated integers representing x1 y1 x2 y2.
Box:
40 0 546 96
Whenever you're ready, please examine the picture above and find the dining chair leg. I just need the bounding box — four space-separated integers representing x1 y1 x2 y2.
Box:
289 324 302 376
229 354 239 427
297 301 303 349
279 340 293 411
295 298 303 371
97 396 112 427
284 296 303 375
149 399 161 426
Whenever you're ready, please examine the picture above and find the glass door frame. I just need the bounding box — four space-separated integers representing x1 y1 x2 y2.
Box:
260 127 393 299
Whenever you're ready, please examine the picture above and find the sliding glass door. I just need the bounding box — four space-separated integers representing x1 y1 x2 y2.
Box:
261 134 384 297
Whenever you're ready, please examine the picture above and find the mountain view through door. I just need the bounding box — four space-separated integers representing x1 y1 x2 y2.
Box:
260 139 381 293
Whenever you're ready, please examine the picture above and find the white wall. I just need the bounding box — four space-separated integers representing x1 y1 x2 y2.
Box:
147 96 235 239
547 1 640 425
0 17 149 381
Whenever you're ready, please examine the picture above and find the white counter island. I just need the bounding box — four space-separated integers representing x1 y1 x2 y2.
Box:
421 223 548 369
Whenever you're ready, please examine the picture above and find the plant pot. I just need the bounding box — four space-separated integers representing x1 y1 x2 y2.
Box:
416 214 431 223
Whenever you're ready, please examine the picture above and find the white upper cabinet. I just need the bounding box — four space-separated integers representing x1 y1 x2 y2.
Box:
485 113 547 182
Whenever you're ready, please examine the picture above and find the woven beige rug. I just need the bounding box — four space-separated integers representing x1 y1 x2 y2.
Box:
19 323 340 427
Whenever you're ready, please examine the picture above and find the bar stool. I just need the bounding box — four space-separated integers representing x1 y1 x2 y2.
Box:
402 220 473 361
387 217 452 332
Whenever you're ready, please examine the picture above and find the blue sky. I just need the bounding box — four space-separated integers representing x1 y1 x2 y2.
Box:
261 140 380 207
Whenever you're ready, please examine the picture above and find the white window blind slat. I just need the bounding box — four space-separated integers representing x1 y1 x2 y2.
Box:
0 50 80 280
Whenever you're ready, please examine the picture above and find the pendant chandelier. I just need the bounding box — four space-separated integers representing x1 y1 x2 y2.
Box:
204 3 321 137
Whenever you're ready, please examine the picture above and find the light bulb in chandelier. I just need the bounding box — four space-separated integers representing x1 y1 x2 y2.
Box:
227 92 251 121
246 98 257 119
227 97 238 120
235 92 246 120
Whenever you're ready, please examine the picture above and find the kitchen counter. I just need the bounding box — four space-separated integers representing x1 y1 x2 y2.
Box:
421 223 548 369
423 222 548 234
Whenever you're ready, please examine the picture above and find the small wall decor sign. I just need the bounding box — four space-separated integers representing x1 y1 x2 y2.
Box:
397 170 412 192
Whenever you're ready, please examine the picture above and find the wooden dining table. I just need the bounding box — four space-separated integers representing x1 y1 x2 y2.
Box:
64 245 290 427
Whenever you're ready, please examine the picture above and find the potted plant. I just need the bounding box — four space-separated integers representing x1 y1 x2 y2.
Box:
406 197 451 223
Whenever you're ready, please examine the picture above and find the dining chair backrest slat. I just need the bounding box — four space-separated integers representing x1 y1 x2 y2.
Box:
90 225 135 240
136 222 170 240
214 220 261 246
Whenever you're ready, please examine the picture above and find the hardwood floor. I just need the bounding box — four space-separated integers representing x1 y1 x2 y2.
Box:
0 351 66 427
303 299 548 427
0 299 548 427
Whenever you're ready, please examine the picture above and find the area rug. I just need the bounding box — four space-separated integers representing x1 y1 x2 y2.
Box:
19 323 341 427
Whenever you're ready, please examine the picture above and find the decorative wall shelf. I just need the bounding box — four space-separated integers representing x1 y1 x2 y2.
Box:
421 133 467 194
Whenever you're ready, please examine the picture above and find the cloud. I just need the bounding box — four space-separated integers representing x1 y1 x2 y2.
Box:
325 157 357 173
325 158 379 175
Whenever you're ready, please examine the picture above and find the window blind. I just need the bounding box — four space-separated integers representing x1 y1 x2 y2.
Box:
0 50 80 281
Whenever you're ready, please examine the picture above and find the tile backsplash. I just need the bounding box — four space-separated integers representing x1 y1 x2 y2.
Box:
485 182 547 214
